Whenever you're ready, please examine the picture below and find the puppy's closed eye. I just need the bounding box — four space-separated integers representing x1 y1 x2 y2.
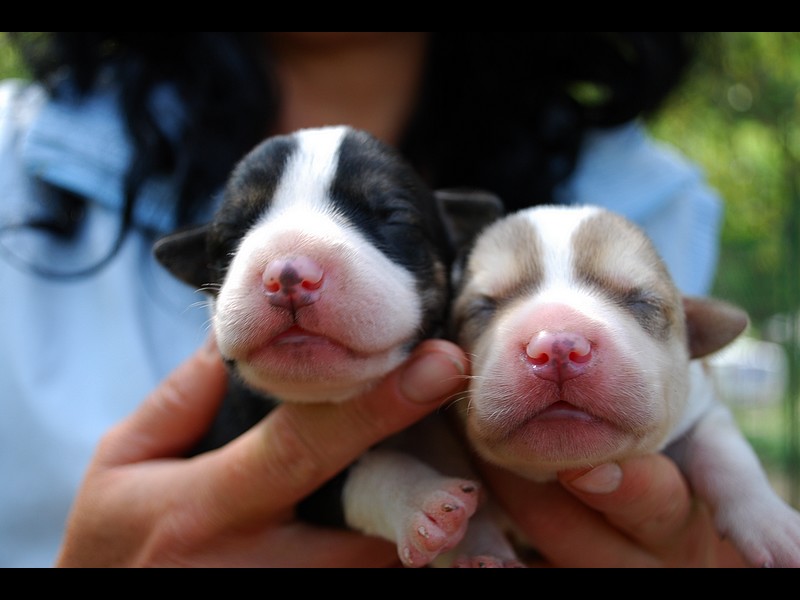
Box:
376 200 422 227
617 289 671 340
464 294 498 323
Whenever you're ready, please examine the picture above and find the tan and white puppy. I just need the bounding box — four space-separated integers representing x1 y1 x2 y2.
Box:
444 204 800 567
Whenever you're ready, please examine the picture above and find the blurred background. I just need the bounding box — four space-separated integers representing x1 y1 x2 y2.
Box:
648 32 800 508
2 32 798 507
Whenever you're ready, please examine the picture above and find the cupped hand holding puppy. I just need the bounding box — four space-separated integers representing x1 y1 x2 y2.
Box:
480 458 748 567
54 336 466 567
55 335 747 568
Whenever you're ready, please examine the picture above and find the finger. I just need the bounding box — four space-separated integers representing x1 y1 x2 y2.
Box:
96 336 228 466
559 455 693 550
480 463 658 567
559 454 746 566
199 339 468 526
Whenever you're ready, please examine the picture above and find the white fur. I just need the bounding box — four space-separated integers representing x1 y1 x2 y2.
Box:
214 126 422 402
522 204 598 286
344 204 800 568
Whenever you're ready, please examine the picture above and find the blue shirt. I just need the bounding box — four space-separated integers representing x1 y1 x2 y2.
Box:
0 77 723 567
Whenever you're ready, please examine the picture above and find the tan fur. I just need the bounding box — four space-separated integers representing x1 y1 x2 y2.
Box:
441 204 800 568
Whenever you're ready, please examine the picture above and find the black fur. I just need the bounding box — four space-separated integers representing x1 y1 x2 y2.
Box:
154 127 500 527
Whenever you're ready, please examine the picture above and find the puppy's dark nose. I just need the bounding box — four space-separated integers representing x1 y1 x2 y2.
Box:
262 256 324 309
525 331 593 383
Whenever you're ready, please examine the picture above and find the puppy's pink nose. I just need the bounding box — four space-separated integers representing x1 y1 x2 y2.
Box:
525 331 593 383
263 256 324 309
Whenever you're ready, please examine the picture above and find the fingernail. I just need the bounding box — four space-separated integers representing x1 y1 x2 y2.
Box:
569 463 623 494
399 350 466 404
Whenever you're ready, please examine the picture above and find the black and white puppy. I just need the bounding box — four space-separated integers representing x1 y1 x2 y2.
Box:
444 204 800 568
154 126 500 566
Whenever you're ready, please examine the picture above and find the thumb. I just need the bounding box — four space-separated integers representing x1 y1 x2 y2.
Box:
97 336 228 466
198 338 469 525
558 455 698 554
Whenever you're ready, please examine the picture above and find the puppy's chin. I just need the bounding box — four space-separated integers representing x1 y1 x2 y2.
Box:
233 342 408 403
461 355 685 481
465 409 668 482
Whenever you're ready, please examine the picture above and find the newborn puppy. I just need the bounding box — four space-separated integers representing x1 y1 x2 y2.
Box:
154 125 501 566
447 204 800 568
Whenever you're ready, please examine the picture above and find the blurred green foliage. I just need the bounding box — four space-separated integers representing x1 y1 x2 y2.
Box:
0 33 29 79
648 33 800 506
649 32 800 326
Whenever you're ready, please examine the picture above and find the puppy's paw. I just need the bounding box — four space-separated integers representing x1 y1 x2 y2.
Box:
397 478 480 568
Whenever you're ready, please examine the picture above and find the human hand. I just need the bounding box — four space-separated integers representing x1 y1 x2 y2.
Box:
479 454 749 568
55 336 467 567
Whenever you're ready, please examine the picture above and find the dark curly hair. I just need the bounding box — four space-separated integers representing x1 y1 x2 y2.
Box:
8 32 698 276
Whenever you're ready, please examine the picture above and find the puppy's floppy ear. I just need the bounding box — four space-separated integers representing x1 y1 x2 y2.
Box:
435 188 505 252
153 224 212 289
683 296 749 359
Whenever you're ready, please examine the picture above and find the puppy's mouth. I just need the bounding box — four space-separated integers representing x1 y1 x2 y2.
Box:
512 387 641 436
227 322 412 403
246 324 365 362
464 379 661 478
465 396 628 477
528 400 599 423
268 324 347 348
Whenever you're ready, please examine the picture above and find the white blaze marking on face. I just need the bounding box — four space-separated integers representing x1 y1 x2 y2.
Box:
223 126 350 287
522 204 601 293
269 126 349 218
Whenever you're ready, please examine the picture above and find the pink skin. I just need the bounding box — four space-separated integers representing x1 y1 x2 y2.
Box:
215 236 421 401
221 230 417 358
259 256 331 351
466 302 661 475
526 330 593 383
246 254 358 376
524 330 600 422
397 479 480 568
262 255 325 310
